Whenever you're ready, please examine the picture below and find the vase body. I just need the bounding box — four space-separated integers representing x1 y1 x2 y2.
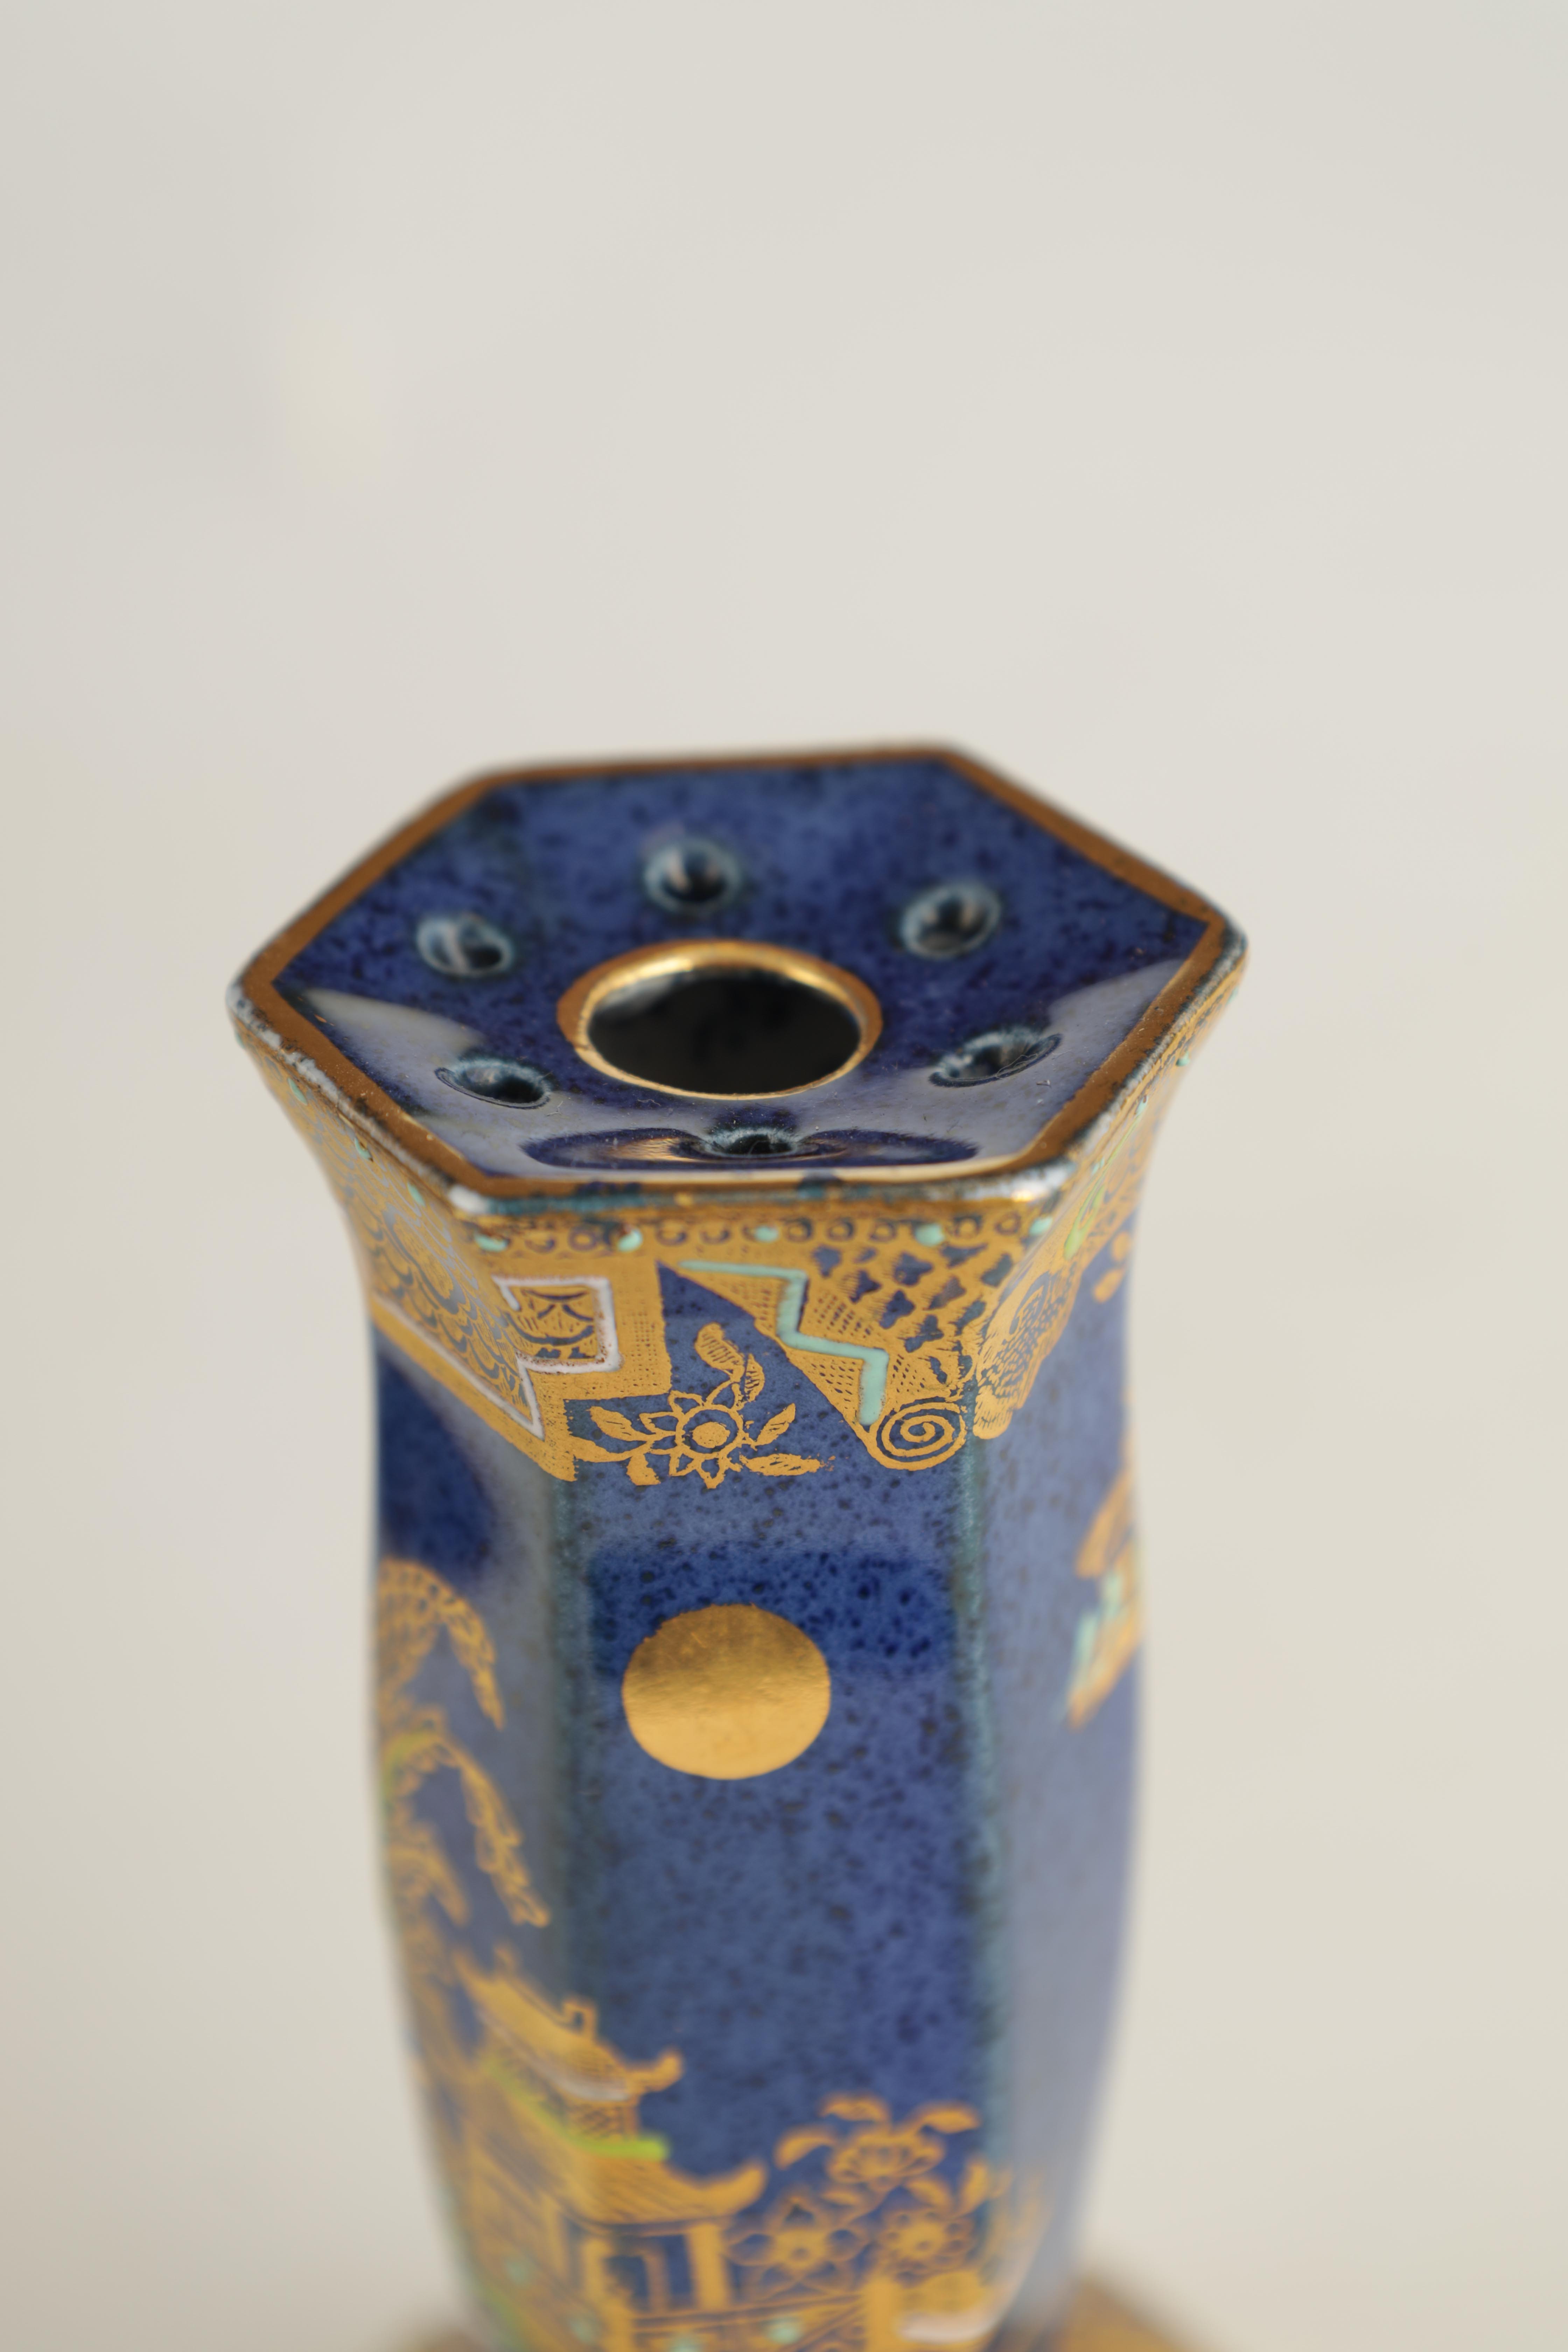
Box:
233 749 1241 2352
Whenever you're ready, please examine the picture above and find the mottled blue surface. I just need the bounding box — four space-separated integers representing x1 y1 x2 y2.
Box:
977 1275 1136 2297
287 758 1202 1145
377 1228 1134 2317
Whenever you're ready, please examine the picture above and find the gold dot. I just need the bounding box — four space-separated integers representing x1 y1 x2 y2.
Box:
622 1605 831 1780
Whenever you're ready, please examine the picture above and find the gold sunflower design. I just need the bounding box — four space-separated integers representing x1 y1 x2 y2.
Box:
574 1322 822 1489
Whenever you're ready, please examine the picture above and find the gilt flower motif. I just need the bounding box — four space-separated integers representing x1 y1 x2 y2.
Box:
575 1323 821 1489
729 2093 1003 2306
728 2191 868 2294
875 2193 976 2280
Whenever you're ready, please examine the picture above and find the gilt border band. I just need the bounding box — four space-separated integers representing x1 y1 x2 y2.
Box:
240 953 1235 1479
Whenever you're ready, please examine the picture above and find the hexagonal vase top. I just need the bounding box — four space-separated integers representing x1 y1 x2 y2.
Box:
230 747 1242 1200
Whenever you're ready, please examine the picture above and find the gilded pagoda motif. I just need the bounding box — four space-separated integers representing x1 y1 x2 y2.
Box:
376 1555 1044 2352
447 1962 1038 2352
449 1946 765 2352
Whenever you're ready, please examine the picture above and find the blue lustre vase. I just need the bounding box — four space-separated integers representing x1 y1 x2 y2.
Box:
232 748 1242 2352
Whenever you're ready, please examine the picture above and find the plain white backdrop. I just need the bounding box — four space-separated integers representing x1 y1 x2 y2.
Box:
2 7 1563 2350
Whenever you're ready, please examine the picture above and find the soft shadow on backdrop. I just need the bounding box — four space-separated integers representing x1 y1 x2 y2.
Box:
1 8 1563 2351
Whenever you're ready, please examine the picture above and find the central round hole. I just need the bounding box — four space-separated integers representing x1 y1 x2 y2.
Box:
586 965 864 1096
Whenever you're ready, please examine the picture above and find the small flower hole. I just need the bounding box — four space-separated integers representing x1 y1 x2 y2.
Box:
642 837 744 915
415 912 517 978
699 1126 800 1158
931 1026 1060 1087
897 880 1001 959
436 1055 553 1106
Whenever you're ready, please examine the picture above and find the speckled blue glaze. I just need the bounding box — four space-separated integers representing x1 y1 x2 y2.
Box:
278 756 1204 1180
288 759 1199 1068
377 1241 1134 2329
